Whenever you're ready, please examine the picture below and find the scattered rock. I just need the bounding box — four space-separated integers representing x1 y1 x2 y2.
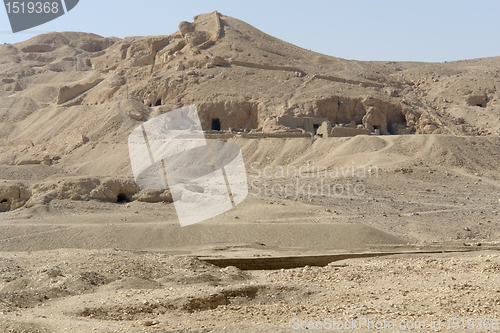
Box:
211 56 227 66
127 110 144 120
132 189 173 203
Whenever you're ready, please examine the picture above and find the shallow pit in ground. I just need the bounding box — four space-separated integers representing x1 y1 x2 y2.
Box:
76 284 303 321
467 94 489 107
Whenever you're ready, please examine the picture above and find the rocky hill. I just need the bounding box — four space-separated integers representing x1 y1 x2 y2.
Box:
1 11 500 211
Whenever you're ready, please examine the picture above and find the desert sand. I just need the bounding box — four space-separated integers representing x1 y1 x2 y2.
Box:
0 11 499 332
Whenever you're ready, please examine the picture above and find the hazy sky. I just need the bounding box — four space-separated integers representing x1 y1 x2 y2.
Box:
1 0 499 62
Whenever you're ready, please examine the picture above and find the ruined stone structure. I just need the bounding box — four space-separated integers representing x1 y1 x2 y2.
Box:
277 115 407 137
277 117 329 135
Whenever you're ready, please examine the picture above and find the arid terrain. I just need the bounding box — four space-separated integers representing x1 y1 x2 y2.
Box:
0 11 500 332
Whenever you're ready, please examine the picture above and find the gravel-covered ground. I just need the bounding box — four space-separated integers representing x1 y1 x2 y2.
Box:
0 249 499 332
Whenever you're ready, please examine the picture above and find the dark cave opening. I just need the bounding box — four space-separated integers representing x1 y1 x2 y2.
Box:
0 198 10 212
116 193 129 203
467 95 488 108
387 123 396 135
211 118 221 131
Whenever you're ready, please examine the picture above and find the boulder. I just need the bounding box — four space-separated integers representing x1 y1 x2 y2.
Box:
116 99 150 121
179 21 194 36
132 189 173 203
211 56 227 66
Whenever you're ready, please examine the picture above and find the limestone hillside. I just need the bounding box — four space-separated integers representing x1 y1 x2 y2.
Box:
1 11 500 210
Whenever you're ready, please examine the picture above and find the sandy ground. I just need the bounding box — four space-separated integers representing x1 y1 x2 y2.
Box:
0 176 499 332
0 248 499 332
